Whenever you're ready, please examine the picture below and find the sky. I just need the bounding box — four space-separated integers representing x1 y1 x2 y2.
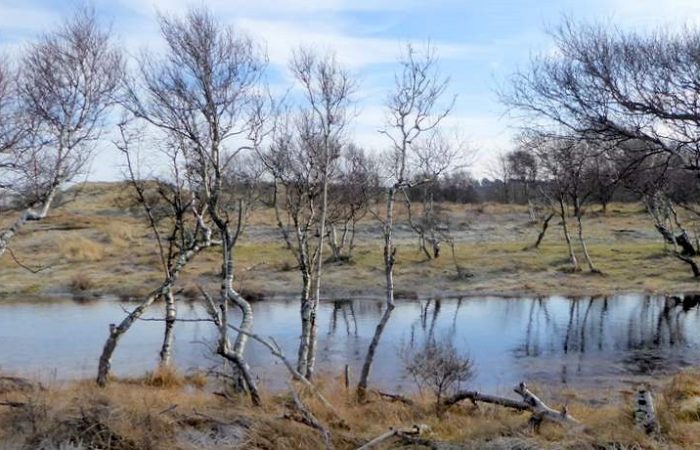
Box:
1 0 699 180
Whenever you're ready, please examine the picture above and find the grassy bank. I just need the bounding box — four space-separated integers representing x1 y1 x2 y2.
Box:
1 368 700 449
0 183 697 299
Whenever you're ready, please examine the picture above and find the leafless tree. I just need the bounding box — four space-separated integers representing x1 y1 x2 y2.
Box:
357 44 454 398
0 7 122 260
263 48 355 379
403 132 464 260
97 9 267 402
503 20 700 276
325 144 378 262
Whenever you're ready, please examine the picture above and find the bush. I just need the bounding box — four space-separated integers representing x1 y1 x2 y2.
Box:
402 336 474 415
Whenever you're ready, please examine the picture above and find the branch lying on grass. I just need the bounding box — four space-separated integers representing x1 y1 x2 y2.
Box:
0 400 25 408
224 322 342 421
443 382 580 431
356 424 431 450
6 246 57 273
289 384 334 450
371 389 414 405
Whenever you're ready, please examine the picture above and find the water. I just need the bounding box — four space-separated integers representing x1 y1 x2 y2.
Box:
1 294 699 392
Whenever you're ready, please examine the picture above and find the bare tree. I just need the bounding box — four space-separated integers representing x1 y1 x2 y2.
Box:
502 20 700 276
325 144 378 262
0 7 122 259
357 44 454 398
97 8 267 402
403 132 464 260
263 48 355 379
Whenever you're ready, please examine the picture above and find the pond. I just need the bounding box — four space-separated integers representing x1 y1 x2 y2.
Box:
1 294 699 393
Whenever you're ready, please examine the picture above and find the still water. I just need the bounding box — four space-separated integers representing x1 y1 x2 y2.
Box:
1 294 699 392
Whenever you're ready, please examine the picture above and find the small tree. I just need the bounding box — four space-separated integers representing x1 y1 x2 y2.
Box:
0 7 122 259
403 337 474 416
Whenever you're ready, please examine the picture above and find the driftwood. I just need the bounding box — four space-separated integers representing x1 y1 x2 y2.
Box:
356 424 431 450
443 382 580 431
633 387 659 435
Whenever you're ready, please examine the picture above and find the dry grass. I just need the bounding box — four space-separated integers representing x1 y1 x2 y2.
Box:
69 273 94 292
1 370 698 449
58 236 105 263
2 182 700 297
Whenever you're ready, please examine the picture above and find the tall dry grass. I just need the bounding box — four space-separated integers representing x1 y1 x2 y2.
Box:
1 370 699 449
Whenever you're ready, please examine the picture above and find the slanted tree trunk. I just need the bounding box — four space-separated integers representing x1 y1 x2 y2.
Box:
159 290 176 366
97 237 208 386
525 212 554 251
574 199 600 274
559 197 579 271
0 186 58 259
357 186 397 399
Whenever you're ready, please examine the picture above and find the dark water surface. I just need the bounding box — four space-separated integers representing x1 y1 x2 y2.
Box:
1 294 699 392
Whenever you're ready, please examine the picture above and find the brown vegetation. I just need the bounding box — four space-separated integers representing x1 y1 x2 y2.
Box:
1 370 699 449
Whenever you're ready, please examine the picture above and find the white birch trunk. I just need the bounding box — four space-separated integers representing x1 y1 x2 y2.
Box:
159 290 176 366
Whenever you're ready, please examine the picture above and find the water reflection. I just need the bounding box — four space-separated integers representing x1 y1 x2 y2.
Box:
1 294 699 392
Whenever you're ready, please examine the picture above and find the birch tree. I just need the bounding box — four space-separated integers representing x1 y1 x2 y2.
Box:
357 44 454 398
0 7 122 259
264 48 355 379
97 8 267 400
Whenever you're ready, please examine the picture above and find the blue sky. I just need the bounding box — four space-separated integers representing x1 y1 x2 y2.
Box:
1 0 698 180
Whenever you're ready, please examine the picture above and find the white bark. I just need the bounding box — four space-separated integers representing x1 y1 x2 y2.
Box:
0 186 58 259
159 290 176 366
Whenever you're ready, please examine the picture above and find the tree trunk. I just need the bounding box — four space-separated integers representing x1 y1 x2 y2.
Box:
97 289 164 386
525 212 554 251
97 239 207 386
159 290 176 366
575 201 600 274
297 271 313 375
0 187 58 259
216 302 261 406
357 304 395 399
559 198 579 271
357 186 397 399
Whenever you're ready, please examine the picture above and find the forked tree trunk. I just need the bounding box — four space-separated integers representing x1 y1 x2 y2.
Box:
159 290 176 366
98 288 164 386
97 240 207 386
559 198 579 271
215 301 261 406
0 187 58 259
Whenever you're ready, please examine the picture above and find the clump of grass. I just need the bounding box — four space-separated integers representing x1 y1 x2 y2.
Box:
69 273 94 292
59 237 104 262
100 221 136 247
144 366 184 389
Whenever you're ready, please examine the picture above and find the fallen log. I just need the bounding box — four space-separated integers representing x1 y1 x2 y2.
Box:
443 382 580 431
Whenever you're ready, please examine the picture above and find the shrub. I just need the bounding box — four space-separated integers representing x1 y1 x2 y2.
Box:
402 336 474 415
